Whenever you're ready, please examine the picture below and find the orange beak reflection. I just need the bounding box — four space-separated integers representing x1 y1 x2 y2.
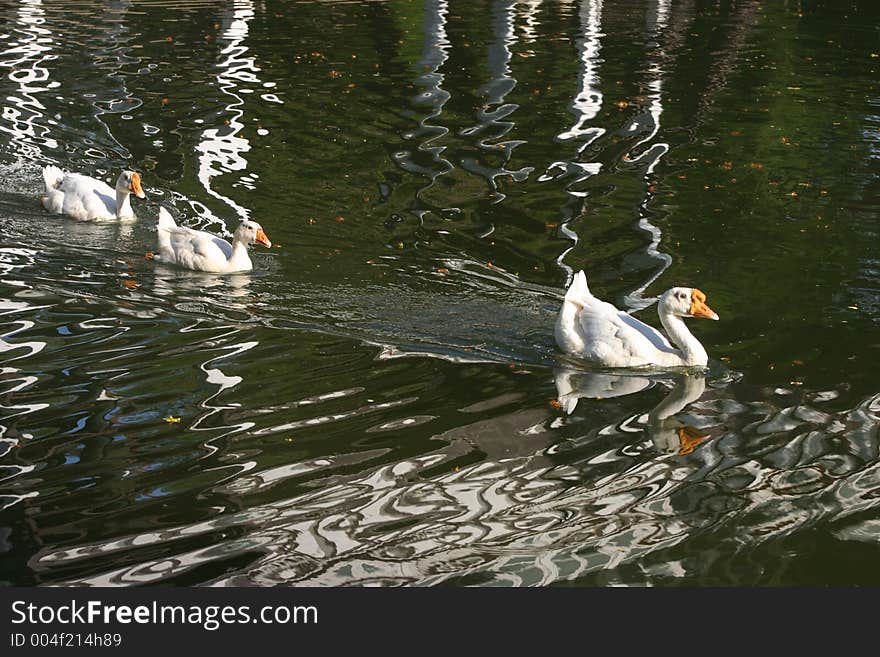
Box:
690 288 719 320
130 172 145 199
255 228 272 248
677 426 709 455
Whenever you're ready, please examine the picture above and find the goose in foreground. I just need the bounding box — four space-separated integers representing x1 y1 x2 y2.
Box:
149 207 271 273
40 165 145 221
555 270 719 368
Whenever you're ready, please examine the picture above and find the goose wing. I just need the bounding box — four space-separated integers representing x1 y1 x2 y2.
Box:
576 296 678 366
163 225 233 271
58 173 117 219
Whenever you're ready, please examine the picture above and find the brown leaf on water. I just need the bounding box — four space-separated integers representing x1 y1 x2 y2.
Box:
721 161 733 170
161 98 169 106
334 216 345 223
436 268 450 275
788 191 799 197
123 280 140 289
308 217 317 224
165 36 173 42
615 100 628 109
549 399 562 410
544 222 558 229
730 130 742 137
749 162 763 169
329 70 342 79
781 136 791 145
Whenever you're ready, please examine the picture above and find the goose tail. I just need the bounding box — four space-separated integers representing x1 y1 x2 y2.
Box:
42 165 64 191
564 270 592 307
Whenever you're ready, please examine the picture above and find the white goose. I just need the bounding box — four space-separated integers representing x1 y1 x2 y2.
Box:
40 165 145 221
555 270 719 368
149 207 272 273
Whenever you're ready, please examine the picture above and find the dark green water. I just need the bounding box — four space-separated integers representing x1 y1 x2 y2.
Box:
0 0 878 586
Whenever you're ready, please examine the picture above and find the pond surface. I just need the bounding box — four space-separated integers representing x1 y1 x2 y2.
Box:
1 0 879 586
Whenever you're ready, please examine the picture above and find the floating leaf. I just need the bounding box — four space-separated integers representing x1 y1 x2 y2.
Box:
163 416 181 424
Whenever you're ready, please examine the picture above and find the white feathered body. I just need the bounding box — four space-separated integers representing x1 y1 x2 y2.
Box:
156 208 254 273
555 271 705 368
40 165 135 222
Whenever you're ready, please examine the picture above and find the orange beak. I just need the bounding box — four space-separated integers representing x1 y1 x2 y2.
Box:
255 228 271 248
690 288 719 320
130 172 145 199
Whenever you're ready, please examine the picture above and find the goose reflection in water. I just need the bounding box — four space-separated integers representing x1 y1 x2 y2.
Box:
554 367 710 455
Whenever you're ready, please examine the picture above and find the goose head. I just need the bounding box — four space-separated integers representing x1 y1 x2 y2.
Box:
659 287 719 320
116 171 146 198
234 220 272 248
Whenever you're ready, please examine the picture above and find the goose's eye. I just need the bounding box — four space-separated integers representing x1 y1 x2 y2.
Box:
677 292 686 300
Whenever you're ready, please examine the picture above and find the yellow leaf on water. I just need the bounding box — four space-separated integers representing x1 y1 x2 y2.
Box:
163 416 181 424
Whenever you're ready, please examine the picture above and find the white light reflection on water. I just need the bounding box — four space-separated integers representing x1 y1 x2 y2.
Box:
620 0 674 312
395 0 452 187
192 0 274 230
35 379 879 587
0 0 58 163
545 0 604 286
0 249 47 510
460 0 533 209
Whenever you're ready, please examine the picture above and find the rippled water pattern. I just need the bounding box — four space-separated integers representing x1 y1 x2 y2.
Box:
1 0 879 586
